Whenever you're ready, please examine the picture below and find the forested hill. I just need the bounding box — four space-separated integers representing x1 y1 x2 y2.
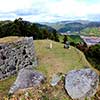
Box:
45 20 100 33
0 18 59 42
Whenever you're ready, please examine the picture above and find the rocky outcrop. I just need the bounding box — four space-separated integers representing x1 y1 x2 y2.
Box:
0 37 37 79
9 68 45 94
65 68 99 99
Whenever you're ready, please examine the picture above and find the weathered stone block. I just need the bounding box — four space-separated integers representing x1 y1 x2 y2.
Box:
9 68 45 93
65 68 99 99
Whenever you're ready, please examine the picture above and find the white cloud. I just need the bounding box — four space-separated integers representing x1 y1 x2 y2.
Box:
0 0 33 12
0 0 100 22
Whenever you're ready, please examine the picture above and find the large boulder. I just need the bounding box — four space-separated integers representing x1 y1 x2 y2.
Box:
65 68 99 99
9 68 45 94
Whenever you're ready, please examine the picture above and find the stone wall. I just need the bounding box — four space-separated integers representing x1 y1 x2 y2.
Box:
0 37 36 79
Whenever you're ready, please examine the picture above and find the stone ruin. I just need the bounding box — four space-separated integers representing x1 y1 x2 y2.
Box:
0 37 37 80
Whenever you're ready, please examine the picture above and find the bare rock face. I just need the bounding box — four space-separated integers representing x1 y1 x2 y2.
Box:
0 37 37 80
9 68 45 94
65 68 99 99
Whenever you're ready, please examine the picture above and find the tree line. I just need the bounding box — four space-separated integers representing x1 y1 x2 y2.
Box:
76 43 100 70
0 18 59 42
85 44 100 70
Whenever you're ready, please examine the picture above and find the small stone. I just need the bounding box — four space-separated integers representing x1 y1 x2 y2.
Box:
50 74 61 86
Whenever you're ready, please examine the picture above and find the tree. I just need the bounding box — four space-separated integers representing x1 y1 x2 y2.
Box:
30 23 40 39
42 29 49 39
52 30 59 42
84 44 100 70
63 35 68 44
0 18 60 42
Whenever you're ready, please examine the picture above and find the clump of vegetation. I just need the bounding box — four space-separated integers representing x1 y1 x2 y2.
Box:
85 44 100 70
63 35 68 44
75 41 100 71
59 35 84 46
0 18 59 42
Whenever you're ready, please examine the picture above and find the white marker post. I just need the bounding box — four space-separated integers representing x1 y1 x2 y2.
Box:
50 42 52 49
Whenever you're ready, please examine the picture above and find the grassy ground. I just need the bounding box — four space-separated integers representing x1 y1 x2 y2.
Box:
34 39 91 78
0 39 99 100
0 36 23 43
0 76 16 99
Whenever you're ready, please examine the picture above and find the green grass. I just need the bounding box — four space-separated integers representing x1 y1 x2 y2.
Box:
0 36 23 43
0 76 16 98
59 35 84 44
34 39 91 77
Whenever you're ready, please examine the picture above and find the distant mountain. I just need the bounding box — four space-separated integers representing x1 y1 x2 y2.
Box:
58 22 85 33
44 20 100 33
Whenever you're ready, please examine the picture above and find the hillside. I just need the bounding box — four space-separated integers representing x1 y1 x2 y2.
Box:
34 40 92 77
45 20 100 36
0 39 99 99
81 27 100 36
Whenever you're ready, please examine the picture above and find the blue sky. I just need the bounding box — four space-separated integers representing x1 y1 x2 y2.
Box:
0 0 100 22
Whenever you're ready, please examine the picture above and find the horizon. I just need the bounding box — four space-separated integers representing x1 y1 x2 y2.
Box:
1 19 100 23
0 0 100 22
